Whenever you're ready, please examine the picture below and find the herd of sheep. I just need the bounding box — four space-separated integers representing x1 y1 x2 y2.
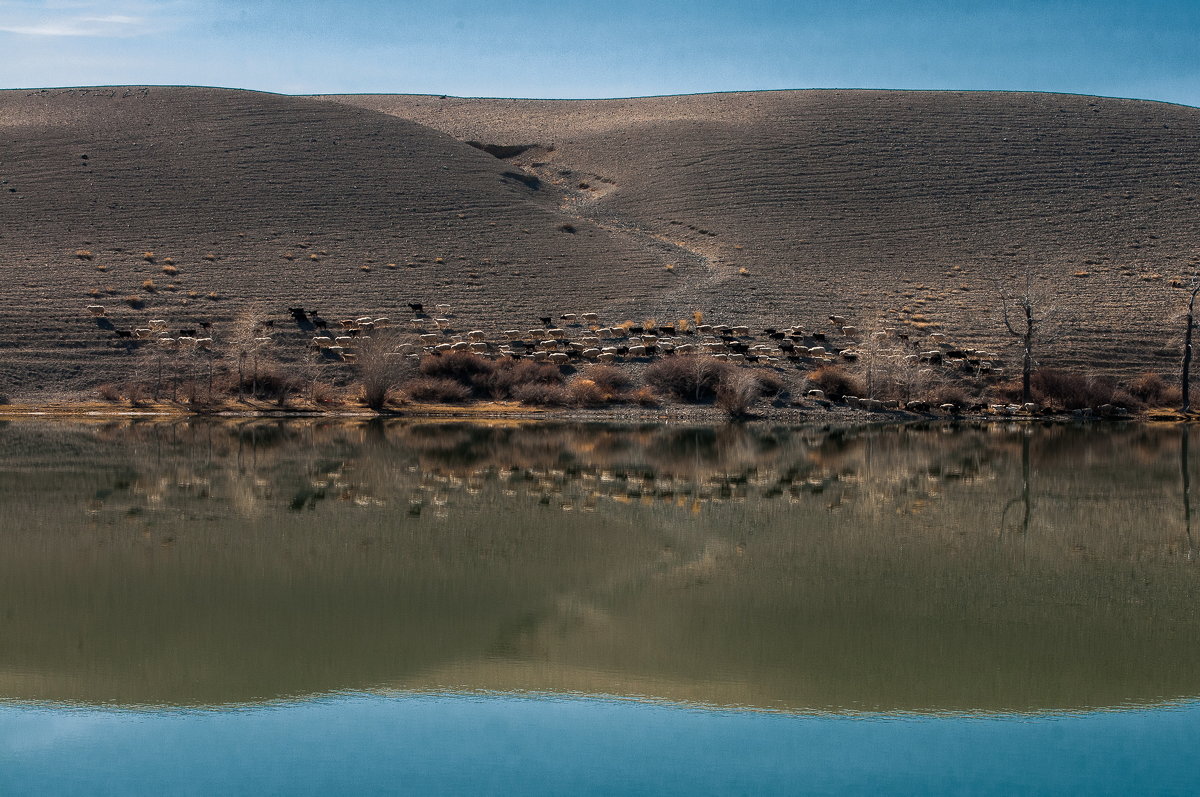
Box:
84 302 1006 384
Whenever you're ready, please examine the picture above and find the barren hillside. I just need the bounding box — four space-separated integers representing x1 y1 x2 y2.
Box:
327 90 1200 375
0 87 665 393
1 86 1197 395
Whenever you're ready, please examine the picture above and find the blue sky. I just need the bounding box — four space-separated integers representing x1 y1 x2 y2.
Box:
1 0 1197 105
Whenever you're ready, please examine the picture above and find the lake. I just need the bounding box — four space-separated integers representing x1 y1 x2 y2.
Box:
0 418 1198 794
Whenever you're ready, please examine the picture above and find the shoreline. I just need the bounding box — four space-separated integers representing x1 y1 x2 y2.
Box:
0 399 1191 425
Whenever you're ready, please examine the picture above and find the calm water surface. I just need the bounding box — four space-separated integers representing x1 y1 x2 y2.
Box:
1 419 1198 794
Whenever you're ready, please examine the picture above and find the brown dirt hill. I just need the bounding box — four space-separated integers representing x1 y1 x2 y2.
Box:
0 86 667 394
323 89 1200 377
1 87 1197 397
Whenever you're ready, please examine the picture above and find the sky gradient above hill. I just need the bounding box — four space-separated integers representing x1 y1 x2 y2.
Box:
1 0 1198 106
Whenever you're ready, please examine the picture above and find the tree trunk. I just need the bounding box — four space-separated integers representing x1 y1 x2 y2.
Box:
1183 288 1198 413
1022 303 1033 404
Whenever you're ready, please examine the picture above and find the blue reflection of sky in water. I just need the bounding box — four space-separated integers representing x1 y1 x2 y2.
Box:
0 693 1196 796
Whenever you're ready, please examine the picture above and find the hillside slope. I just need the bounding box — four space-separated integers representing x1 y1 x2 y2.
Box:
0 87 665 392
1 87 1198 395
325 89 1200 376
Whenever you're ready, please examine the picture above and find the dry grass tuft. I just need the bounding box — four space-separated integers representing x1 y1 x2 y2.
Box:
141 279 157 292
141 251 155 263
161 264 178 275
74 249 94 261
203 253 217 262
125 295 146 309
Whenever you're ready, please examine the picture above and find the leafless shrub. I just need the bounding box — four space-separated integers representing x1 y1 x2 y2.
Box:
715 369 762 419
97 383 121 402
807 365 865 399
646 355 728 402
628 387 660 406
567 378 608 407
512 382 573 406
356 333 413 411
999 369 1118 410
1128 373 1173 407
580 364 632 394
929 384 973 407
310 381 342 406
419 352 495 396
486 359 562 398
403 377 472 403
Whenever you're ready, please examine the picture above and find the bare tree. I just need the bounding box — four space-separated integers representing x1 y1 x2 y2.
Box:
1181 279 1200 413
228 304 270 400
994 274 1059 404
355 331 412 411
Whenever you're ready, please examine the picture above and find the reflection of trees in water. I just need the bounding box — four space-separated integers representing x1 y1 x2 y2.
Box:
3 419 1200 711
1000 433 1033 536
0 420 1193 544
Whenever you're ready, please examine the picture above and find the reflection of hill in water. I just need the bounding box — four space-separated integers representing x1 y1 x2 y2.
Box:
0 420 1198 713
